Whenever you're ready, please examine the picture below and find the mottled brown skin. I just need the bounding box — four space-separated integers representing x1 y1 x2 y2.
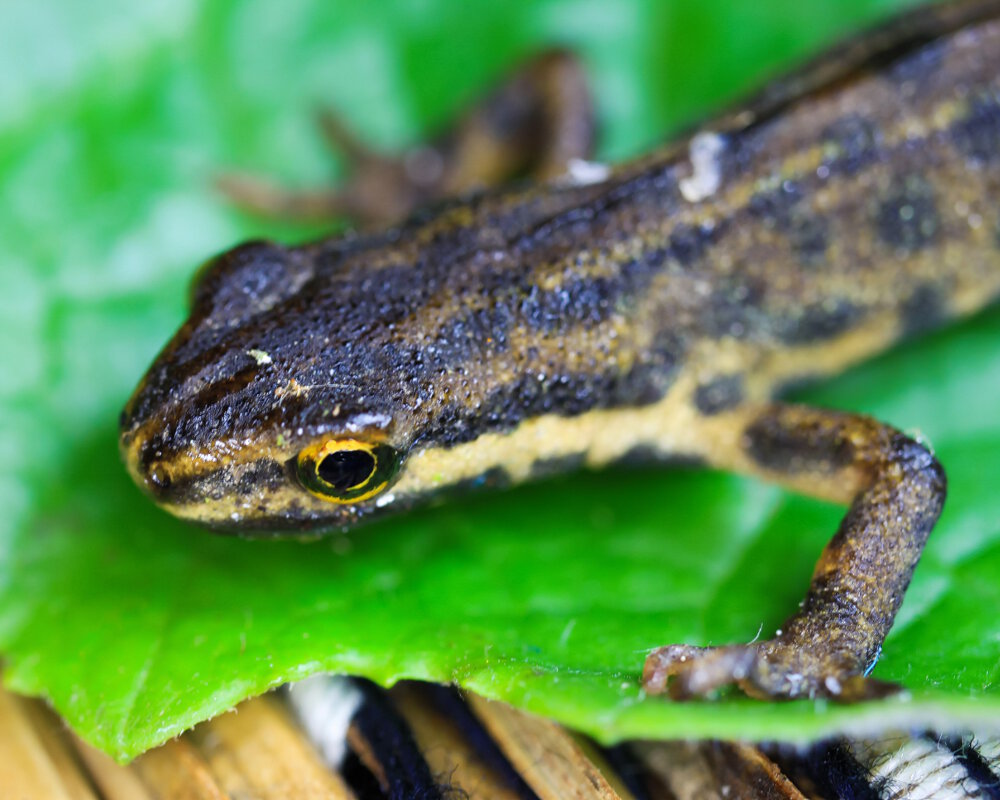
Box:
120 0 1000 702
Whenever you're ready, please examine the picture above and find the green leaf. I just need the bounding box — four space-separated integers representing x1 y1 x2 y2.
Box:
2 0 997 762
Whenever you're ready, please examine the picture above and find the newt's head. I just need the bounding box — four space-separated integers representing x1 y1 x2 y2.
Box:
119 239 436 533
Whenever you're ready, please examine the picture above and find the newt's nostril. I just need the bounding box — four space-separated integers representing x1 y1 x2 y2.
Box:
148 463 172 491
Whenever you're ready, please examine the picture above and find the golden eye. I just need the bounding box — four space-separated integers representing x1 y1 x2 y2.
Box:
295 438 400 504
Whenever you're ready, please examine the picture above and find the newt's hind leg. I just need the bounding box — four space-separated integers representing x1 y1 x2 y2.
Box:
643 404 946 702
218 50 595 226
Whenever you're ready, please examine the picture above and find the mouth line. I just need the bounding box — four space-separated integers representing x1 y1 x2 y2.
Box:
156 499 366 536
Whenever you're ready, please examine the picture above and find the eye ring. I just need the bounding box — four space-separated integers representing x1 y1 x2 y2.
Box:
296 438 401 504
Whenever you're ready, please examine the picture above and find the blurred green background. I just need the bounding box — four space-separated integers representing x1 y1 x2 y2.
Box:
3 0 999 761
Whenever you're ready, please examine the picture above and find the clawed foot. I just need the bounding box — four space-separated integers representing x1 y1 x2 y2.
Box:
642 641 902 702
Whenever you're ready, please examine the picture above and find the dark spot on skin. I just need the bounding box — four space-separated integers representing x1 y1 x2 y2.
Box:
795 571 860 619
664 222 718 267
422 403 474 447
519 276 616 332
617 363 670 405
513 224 719 337
788 215 829 266
900 283 948 337
615 445 662 467
747 181 803 226
703 277 765 339
425 371 618 448
950 92 1000 163
575 223 721 325
694 374 745 415
619 329 684 405
482 372 606 428
530 452 587 480
615 446 706 470
235 459 287 497
618 247 667 284
744 413 855 475
820 115 881 174
776 299 862 344
886 36 946 86
747 182 828 265
425 302 515 364
875 175 940 252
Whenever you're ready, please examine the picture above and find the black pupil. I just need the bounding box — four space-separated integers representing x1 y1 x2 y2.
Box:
317 450 376 492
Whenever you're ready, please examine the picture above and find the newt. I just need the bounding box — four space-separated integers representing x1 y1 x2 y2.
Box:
119 0 1000 702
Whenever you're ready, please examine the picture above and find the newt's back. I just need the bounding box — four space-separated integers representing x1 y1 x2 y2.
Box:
293 4 1000 440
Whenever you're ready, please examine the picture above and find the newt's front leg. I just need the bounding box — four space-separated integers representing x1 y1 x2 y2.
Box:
643 405 946 701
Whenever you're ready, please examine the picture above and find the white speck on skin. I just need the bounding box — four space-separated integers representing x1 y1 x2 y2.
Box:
562 158 611 186
679 131 726 203
287 675 364 767
375 492 396 508
247 349 272 365
345 412 392 433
